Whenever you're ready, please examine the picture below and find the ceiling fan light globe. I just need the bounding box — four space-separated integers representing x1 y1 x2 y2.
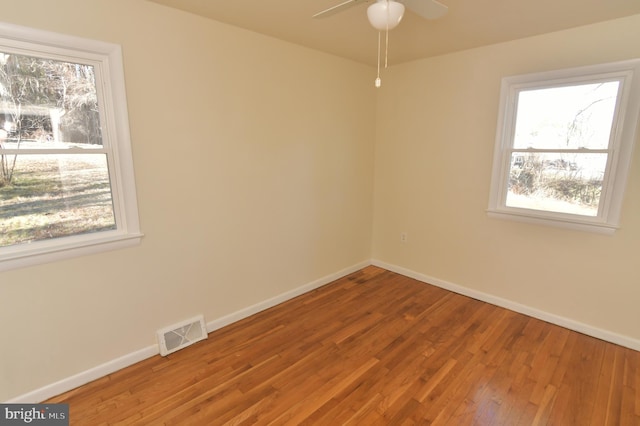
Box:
367 0 405 31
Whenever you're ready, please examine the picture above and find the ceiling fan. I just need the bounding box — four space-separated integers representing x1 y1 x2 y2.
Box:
314 0 448 88
313 0 448 23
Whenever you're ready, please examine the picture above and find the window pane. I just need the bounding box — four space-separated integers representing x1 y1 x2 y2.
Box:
506 152 607 216
0 154 115 247
0 52 102 148
513 81 619 150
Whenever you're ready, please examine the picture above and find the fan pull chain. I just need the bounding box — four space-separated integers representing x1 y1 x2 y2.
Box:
375 31 381 88
375 1 392 88
385 26 389 69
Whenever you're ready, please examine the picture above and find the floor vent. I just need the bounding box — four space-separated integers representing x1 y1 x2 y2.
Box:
157 315 207 356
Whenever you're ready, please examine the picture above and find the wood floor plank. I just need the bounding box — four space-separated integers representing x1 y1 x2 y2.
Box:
45 266 640 425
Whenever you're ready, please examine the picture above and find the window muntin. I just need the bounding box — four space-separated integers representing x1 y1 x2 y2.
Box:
488 60 640 233
0 22 141 271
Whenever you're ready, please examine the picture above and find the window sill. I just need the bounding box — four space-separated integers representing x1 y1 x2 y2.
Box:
487 210 617 235
0 232 144 272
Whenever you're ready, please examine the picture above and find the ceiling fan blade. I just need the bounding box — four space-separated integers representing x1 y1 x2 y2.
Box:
403 0 448 20
313 0 370 18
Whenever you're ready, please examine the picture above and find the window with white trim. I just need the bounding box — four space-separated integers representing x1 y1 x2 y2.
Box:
488 60 640 234
0 22 141 271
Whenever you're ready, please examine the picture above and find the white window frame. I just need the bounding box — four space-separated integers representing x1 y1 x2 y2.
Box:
0 22 142 271
488 59 640 234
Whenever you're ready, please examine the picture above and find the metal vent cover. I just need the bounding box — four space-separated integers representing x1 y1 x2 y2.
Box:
157 315 207 356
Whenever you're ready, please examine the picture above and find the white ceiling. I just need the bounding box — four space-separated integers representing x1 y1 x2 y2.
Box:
146 0 640 66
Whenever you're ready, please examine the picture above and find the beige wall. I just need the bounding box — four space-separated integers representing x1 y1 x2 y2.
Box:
373 15 640 345
0 0 375 401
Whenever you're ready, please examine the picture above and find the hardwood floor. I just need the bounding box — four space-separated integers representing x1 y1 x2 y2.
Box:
47 266 640 425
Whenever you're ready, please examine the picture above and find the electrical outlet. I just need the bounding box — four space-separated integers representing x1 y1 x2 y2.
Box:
400 232 407 243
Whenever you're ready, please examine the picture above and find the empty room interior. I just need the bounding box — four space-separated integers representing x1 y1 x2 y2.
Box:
1 0 640 423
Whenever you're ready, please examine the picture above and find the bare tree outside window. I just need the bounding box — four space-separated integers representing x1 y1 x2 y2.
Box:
488 60 640 233
0 22 140 272
505 82 618 216
0 53 116 247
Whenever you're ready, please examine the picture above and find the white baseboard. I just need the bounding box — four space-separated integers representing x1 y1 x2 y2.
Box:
5 260 371 403
371 259 640 352
5 345 159 404
205 260 371 333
